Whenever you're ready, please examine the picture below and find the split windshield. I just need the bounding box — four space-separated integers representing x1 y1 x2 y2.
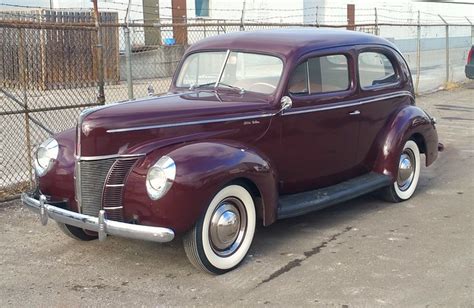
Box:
176 51 283 94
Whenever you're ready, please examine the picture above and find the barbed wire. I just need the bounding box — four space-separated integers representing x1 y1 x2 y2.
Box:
0 2 471 25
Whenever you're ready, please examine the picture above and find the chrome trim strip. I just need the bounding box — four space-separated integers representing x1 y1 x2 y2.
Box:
74 160 82 212
107 112 275 133
106 91 412 133
105 184 125 187
306 61 311 94
22 193 175 243
103 206 123 210
215 49 231 88
77 153 145 161
283 91 413 116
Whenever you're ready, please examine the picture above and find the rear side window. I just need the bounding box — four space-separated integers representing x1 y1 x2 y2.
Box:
289 54 349 95
358 52 398 88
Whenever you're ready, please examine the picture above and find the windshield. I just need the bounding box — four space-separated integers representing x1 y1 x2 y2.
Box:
176 51 284 94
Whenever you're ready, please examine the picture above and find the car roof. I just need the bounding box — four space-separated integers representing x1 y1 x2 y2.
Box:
186 28 399 59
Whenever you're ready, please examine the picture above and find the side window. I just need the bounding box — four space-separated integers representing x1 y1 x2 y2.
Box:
288 62 308 95
288 54 349 95
308 55 349 93
358 52 398 88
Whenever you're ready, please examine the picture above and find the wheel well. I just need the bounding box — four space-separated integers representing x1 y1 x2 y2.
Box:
410 133 426 154
228 177 264 223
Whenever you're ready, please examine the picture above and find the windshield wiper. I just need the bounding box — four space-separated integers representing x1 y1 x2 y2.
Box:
190 82 245 94
216 82 245 94
190 82 214 90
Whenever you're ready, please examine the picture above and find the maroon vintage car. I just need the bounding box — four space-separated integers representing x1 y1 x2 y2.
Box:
22 29 441 274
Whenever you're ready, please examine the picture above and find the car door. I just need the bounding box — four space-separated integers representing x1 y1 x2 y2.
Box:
354 47 409 168
279 51 363 194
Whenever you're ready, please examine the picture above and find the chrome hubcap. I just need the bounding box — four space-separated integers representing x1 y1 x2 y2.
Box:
397 149 415 191
209 197 247 257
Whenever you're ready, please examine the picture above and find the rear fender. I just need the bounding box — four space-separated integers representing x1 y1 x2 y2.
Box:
372 105 438 180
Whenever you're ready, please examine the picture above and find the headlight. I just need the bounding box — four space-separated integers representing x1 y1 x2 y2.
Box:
146 156 176 200
34 138 59 177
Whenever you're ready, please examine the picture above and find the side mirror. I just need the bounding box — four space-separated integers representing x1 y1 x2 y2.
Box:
279 96 292 114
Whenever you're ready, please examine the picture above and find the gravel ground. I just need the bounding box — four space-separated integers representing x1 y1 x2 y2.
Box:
1 81 473 307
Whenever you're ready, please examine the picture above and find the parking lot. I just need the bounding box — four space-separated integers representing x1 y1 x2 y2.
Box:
0 82 473 306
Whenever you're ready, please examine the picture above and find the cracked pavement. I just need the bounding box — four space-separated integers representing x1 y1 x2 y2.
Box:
1 82 473 306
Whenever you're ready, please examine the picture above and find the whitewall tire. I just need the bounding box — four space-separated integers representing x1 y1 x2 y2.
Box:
382 140 421 202
183 184 256 274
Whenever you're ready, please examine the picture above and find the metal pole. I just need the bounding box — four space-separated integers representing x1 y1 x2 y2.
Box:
315 6 319 27
439 14 449 84
240 0 246 31
124 26 134 100
374 7 379 35
18 28 34 186
92 0 105 104
466 17 473 46
415 10 421 94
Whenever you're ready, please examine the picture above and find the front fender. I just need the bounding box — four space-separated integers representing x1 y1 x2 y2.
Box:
372 105 438 180
122 141 278 234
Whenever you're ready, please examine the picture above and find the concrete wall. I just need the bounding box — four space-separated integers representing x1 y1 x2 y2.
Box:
119 45 186 81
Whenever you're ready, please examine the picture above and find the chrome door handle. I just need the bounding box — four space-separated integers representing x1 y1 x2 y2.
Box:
349 110 361 115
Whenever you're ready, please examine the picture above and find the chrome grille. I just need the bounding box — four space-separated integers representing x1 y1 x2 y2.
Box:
103 158 138 222
76 157 138 219
77 158 116 216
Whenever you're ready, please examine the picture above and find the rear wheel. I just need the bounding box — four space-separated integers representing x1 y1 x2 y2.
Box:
183 184 256 274
57 223 98 241
381 140 421 202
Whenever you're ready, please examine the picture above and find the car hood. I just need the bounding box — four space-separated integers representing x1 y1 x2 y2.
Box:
78 90 275 157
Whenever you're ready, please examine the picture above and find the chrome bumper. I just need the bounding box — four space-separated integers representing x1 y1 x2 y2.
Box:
21 193 175 243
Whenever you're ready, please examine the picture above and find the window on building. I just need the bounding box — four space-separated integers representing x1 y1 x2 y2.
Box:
195 0 210 17
358 52 398 88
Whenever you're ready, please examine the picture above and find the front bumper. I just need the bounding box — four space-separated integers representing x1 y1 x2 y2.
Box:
21 193 175 243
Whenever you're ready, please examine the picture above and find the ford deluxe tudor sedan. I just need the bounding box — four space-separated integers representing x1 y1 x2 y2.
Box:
22 29 442 274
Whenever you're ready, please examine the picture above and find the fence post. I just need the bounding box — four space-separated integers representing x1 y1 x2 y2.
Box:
124 25 134 100
240 1 246 31
439 15 449 84
315 6 319 27
18 28 34 186
374 8 379 35
415 10 421 94
92 0 106 104
466 17 473 46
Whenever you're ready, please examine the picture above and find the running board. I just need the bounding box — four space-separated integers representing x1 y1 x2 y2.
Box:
277 172 392 219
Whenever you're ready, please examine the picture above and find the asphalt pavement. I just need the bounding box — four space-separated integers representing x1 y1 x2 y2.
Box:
0 81 473 307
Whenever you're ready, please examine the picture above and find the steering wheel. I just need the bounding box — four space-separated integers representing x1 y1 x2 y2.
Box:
248 82 277 92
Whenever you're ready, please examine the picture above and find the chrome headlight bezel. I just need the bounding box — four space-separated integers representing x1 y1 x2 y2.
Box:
146 155 176 200
34 138 59 177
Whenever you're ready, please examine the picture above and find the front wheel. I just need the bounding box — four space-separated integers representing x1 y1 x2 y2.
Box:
183 184 256 274
381 140 421 202
57 223 98 241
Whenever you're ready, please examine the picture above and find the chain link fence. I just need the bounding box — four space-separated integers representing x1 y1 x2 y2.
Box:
1 16 473 201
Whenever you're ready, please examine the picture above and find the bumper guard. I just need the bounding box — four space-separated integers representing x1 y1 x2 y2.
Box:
21 193 174 243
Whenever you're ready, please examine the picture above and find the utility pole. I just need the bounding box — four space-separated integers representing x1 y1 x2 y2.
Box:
347 4 355 31
92 0 105 104
171 0 187 45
